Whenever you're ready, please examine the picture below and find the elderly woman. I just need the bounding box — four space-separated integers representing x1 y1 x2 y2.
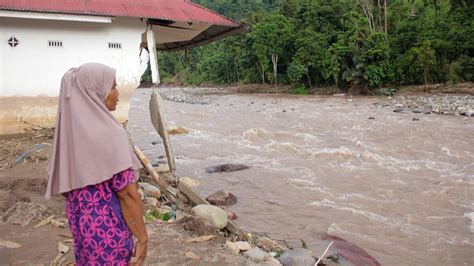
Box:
46 63 147 265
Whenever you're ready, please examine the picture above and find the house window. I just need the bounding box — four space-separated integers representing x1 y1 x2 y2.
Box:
48 41 63 47
108 42 122 49
8 36 19 48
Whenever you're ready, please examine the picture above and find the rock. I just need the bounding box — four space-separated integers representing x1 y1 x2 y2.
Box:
393 108 403 113
206 190 238 206
368 117 375 120
151 140 162 145
176 210 185 222
423 106 433 114
57 241 69 254
394 104 404 108
226 240 240 254
278 248 315 266
227 211 238 220
244 247 269 263
191 205 228 229
167 126 189 135
236 241 252 251
412 110 423 114
177 216 217 236
155 164 170 172
412 118 420 121
266 257 283 266
184 251 201 260
246 257 283 266
206 164 250 173
138 182 161 198
144 197 159 208
460 109 474 117
180 176 200 187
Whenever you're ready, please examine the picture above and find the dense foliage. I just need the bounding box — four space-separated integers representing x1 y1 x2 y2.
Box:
143 0 473 94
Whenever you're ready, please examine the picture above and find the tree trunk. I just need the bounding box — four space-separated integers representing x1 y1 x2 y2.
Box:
256 62 265 84
377 0 382 31
357 0 375 32
384 0 388 36
271 54 278 85
235 58 240 83
306 72 312 90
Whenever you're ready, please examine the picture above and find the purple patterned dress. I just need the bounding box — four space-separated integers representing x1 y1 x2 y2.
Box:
65 168 135 265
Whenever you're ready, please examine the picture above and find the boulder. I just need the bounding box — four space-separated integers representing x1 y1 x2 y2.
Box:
206 164 250 173
226 240 240 254
246 257 282 266
244 247 269 263
138 182 161 198
278 248 315 266
191 205 228 229
206 190 238 206
236 241 252 251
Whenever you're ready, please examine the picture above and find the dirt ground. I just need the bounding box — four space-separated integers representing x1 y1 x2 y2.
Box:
0 129 247 265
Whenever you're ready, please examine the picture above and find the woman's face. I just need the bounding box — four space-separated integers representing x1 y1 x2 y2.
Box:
105 80 119 111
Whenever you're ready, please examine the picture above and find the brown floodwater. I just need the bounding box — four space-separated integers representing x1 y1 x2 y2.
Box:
128 88 474 265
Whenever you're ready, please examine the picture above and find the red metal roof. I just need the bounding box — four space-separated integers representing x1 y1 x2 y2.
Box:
0 0 239 27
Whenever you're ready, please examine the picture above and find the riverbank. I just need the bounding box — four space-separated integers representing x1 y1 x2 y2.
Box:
149 83 474 117
0 129 248 265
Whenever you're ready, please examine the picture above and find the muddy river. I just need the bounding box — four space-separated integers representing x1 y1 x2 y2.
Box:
128 88 473 265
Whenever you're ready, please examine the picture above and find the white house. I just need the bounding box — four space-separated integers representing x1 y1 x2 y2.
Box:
0 0 242 135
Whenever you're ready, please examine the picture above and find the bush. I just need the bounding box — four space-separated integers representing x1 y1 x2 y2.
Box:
373 86 399 96
291 84 309 95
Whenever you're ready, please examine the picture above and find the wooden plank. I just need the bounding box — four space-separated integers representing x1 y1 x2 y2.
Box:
178 182 207 205
149 91 176 173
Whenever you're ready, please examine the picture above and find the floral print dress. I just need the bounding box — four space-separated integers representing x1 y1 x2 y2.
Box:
65 168 135 265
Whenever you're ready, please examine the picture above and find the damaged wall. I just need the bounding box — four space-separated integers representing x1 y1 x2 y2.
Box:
0 16 147 134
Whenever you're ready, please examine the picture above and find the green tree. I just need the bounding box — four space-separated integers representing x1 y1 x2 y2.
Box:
250 14 294 84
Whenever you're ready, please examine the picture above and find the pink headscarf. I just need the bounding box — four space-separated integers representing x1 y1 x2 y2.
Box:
46 63 141 198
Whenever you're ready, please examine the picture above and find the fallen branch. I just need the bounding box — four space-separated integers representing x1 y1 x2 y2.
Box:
23 120 53 130
133 146 169 189
315 241 334 266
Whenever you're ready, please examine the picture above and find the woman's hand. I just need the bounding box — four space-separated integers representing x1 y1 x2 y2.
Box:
117 183 148 265
131 239 147 265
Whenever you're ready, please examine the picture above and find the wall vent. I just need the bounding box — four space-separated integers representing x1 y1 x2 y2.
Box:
48 41 63 47
108 42 122 49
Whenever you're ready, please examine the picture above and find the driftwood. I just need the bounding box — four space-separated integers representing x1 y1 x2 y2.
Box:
133 145 180 203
